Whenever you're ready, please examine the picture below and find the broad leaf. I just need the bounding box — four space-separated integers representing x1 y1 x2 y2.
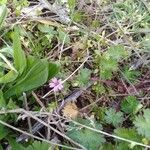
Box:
4 57 48 98
13 27 26 74
4 56 59 99
48 62 60 79
0 70 18 83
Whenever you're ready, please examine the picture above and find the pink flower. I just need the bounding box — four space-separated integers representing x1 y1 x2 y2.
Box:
49 77 63 92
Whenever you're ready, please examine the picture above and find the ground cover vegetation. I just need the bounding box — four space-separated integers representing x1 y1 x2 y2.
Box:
0 0 150 149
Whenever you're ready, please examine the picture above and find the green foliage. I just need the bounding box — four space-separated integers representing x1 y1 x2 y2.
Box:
0 124 9 140
121 96 140 114
114 128 143 142
0 51 18 83
4 56 52 99
142 34 150 52
116 142 143 150
0 5 7 30
104 108 124 127
107 45 127 61
111 0 150 30
0 28 59 99
71 11 83 22
13 27 26 74
0 90 6 107
100 56 118 79
96 45 127 79
101 143 115 150
77 68 91 87
68 0 76 10
26 141 51 150
66 118 105 150
58 29 70 44
0 0 149 149
92 83 106 94
134 109 150 139
123 67 140 83
7 137 26 150
0 70 18 84
114 128 143 150
0 0 7 5
92 106 106 121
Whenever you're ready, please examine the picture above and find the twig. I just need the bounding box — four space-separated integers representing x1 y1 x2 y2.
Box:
72 120 150 149
53 114 150 149
32 91 46 110
18 82 93 143
23 93 32 134
0 119 81 150
22 110 86 150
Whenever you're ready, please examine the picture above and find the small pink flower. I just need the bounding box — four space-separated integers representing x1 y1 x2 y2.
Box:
49 77 63 92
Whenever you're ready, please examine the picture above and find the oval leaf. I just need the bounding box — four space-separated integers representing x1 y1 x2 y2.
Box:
13 27 26 74
4 58 48 99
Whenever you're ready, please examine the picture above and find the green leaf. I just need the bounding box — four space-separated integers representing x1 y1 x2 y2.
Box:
0 47 13 56
0 144 3 150
104 108 123 127
115 142 144 150
66 118 105 150
38 24 55 34
68 0 76 10
123 67 140 83
4 57 48 98
0 90 6 107
48 62 60 79
71 11 82 22
114 128 143 142
99 55 118 79
116 143 143 150
102 143 115 150
77 68 91 87
0 70 18 83
107 45 127 61
13 27 27 74
0 123 9 140
100 56 118 71
0 5 7 30
58 29 70 44
26 141 51 150
134 109 150 139
121 96 140 114
7 99 17 110
4 56 58 99
7 137 25 150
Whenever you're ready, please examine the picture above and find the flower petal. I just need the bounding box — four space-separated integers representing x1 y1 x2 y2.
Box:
51 77 57 83
49 83 55 88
